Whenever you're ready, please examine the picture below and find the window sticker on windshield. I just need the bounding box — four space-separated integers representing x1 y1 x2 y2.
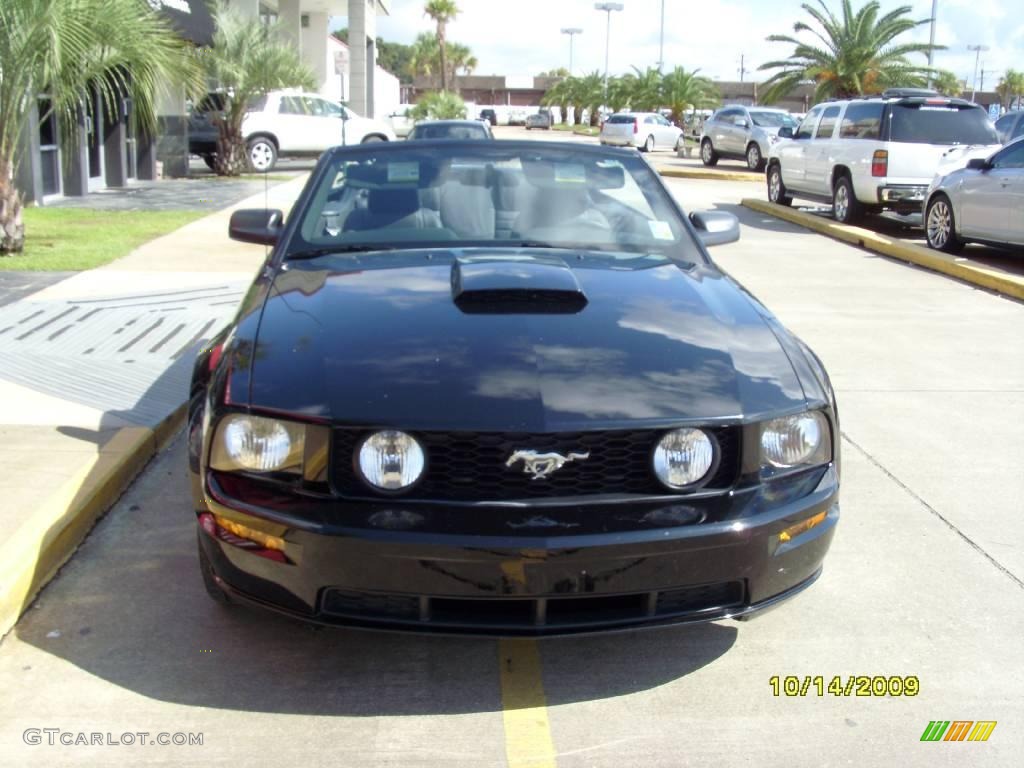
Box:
554 163 586 184
648 220 674 240
387 162 420 183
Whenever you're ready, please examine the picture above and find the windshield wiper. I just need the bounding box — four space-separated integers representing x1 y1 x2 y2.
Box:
285 244 398 261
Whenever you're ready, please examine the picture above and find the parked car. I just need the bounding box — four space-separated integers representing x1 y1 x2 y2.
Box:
188 91 230 170
994 110 1024 144
195 90 395 172
700 105 799 171
766 89 1001 224
192 140 840 634
525 109 553 129
387 108 415 138
479 108 498 126
923 136 1024 252
407 120 493 140
600 112 683 152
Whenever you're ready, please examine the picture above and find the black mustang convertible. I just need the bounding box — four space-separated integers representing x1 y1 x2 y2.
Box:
189 140 840 635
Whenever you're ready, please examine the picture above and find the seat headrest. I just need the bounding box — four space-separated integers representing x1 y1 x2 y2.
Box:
368 188 420 217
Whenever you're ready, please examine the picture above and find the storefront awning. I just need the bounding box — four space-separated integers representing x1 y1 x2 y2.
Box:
149 0 216 47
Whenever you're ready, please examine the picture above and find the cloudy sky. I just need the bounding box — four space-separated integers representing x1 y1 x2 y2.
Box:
335 0 1022 90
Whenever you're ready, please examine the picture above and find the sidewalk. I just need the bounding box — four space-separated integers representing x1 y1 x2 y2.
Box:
0 175 307 637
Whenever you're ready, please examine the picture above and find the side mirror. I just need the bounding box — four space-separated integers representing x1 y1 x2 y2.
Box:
966 157 990 171
736 119 749 129
690 211 740 247
778 126 794 139
229 209 283 245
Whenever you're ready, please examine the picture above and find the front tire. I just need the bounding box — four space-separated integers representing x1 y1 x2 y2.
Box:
201 154 217 171
246 137 277 173
767 163 792 206
925 194 965 253
746 142 764 171
701 139 718 166
832 175 864 224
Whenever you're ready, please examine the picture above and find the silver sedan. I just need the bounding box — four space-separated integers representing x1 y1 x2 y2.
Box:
924 137 1024 252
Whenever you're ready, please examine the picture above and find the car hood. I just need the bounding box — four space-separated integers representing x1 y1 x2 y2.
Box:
246 251 810 431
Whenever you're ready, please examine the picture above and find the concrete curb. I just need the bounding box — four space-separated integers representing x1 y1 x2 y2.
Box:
741 198 1024 302
657 167 763 182
0 404 187 639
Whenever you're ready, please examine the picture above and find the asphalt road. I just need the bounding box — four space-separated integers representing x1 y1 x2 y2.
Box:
0 175 1021 768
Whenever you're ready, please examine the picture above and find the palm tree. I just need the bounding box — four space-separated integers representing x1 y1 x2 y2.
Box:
410 90 466 120
758 0 941 104
578 71 606 127
661 67 719 126
541 78 572 125
931 70 963 98
0 0 201 254
627 67 664 112
424 0 459 92
200 4 315 176
445 42 477 90
607 75 633 113
996 70 1024 110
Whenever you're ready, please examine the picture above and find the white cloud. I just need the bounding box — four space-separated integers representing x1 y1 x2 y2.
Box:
333 0 1021 85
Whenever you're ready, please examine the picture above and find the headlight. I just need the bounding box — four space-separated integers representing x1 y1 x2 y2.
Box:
761 411 830 472
210 414 305 473
357 431 425 491
652 428 715 489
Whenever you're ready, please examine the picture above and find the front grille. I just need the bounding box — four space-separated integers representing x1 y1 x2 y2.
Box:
321 581 745 632
331 427 739 501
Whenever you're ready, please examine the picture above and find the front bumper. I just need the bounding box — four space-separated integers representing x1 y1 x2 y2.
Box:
197 466 840 636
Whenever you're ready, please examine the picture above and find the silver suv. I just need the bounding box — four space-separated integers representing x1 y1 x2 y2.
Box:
700 106 799 171
766 89 1000 224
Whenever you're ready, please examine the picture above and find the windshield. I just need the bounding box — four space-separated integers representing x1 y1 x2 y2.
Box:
289 145 698 263
887 104 998 145
750 111 797 128
409 123 489 140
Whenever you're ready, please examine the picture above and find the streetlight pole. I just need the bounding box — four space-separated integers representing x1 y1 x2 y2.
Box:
658 0 665 71
594 2 623 106
926 0 937 88
560 27 583 75
968 44 989 102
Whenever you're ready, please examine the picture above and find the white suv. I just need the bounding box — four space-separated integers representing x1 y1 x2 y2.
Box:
242 90 396 171
766 89 1000 224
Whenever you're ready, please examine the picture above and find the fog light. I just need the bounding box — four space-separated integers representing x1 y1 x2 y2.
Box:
779 511 827 542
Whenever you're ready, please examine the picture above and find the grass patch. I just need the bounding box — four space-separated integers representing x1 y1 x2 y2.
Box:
549 124 601 136
0 208 205 271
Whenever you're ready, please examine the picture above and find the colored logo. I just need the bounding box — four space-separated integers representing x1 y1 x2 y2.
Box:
920 721 997 742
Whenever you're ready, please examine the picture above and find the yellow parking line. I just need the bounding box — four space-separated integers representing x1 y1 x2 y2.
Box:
499 638 557 768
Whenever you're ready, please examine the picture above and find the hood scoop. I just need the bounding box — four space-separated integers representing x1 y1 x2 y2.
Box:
451 257 588 315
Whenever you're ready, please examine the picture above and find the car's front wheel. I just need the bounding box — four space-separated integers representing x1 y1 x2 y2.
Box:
701 139 718 166
201 154 217 171
832 175 864 224
746 142 764 171
925 194 965 253
767 163 792 206
246 137 277 173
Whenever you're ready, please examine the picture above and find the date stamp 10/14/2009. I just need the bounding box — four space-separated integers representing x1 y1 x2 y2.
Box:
769 675 920 697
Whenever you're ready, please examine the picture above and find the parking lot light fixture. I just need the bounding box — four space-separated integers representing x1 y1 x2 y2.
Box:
561 27 583 75
594 3 624 106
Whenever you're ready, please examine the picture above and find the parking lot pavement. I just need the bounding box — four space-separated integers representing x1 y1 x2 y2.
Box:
0 176 1021 767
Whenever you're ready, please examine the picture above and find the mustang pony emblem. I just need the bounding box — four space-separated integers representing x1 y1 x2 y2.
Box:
505 450 590 480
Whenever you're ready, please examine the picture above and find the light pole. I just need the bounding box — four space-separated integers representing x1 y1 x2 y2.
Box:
561 27 583 75
926 0 937 88
968 44 989 102
657 0 665 71
594 2 623 106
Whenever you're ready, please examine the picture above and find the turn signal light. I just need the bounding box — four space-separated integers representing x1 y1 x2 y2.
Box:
214 515 285 551
871 150 888 177
779 511 827 542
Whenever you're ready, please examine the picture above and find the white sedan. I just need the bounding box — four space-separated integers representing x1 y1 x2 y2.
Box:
924 137 1024 252
599 112 683 153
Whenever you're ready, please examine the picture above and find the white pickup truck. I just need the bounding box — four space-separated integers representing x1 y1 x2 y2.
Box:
766 89 1001 224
